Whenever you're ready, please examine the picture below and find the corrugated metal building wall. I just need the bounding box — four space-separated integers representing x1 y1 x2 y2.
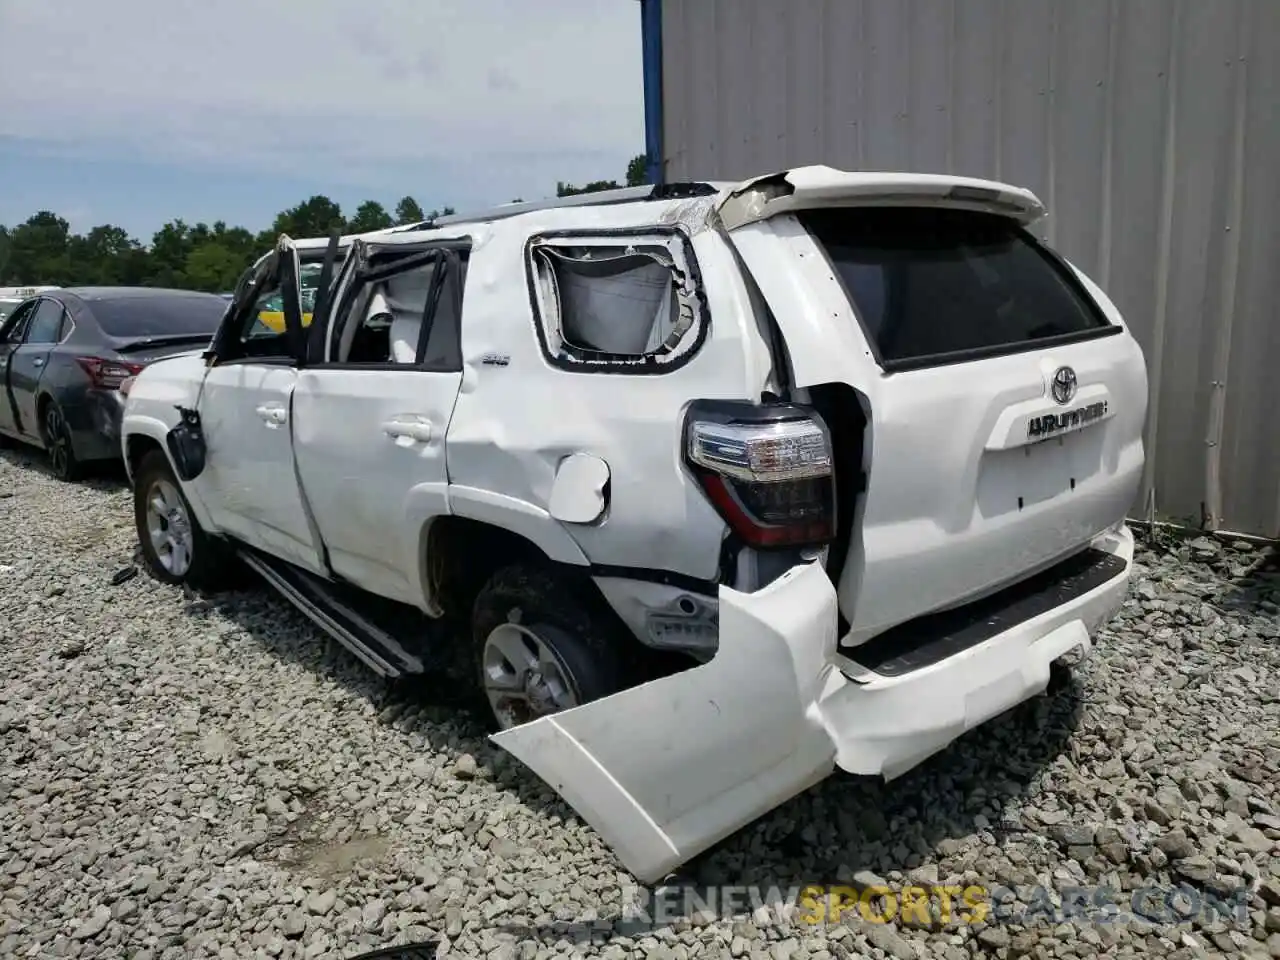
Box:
648 0 1280 538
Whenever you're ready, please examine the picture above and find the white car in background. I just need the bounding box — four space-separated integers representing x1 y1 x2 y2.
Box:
0 286 59 324
119 166 1148 882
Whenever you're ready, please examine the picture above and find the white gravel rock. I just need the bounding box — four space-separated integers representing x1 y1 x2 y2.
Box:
0 449 1276 960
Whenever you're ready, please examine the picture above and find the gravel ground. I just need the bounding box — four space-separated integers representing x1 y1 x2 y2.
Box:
0 446 1277 960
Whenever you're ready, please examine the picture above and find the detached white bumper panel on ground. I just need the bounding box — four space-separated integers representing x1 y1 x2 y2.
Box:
492 525 1135 884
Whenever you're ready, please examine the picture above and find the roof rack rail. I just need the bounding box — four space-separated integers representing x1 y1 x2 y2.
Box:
389 181 723 232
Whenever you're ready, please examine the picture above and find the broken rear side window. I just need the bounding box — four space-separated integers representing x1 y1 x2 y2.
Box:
527 233 705 371
801 207 1111 369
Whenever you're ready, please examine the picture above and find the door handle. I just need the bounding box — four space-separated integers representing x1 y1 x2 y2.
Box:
31 357 44 368
381 416 433 443
255 403 287 426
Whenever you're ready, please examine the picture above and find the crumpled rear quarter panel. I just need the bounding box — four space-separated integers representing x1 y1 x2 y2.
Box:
444 211 776 583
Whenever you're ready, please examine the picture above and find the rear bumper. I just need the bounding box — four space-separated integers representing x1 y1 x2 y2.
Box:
492 524 1134 883
820 523 1132 779
63 390 126 462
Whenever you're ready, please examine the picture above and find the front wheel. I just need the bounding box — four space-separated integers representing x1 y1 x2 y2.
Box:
133 450 232 589
471 565 633 732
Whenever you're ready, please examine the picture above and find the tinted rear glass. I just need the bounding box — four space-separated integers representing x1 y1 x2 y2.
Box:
90 294 229 339
801 207 1110 367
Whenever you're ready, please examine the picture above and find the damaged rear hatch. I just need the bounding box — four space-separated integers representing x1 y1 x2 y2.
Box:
723 166 1148 648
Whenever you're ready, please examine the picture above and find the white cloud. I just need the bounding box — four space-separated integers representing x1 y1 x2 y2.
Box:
0 0 645 198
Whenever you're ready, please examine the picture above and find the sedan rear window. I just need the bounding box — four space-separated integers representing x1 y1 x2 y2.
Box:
90 294 229 339
801 207 1111 369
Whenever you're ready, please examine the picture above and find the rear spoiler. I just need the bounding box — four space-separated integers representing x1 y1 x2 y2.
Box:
113 334 217 353
718 165 1047 231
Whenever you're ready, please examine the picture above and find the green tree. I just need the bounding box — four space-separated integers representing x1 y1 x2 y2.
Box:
148 220 196 287
183 242 246 292
394 196 426 225
556 153 647 198
266 195 345 244
206 221 259 270
556 179 620 198
627 153 647 187
347 200 394 234
0 157 648 289
68 225 147 285
5 212 73 285
0 225 13 282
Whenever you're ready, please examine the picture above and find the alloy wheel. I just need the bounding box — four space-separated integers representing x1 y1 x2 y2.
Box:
481 622 581 729
145 478 195 576
44 405 71 478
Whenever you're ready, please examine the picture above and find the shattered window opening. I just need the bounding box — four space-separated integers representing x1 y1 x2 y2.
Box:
529 235 704 370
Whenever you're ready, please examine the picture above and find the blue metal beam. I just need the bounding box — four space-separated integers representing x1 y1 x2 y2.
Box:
640 0 664 184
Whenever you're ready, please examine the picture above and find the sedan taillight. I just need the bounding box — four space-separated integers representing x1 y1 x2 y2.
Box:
75 357 145 390
684 399 836 548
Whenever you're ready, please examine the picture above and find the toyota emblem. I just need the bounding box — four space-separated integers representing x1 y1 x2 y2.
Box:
1051 366 1078 405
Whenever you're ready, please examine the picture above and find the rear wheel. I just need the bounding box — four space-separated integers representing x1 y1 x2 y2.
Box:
41 399 83 482
471 565 633 732
134 450 233 589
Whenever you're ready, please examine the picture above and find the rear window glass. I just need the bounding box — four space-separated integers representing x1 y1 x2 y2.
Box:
90 294 229 339
801 207 1110 367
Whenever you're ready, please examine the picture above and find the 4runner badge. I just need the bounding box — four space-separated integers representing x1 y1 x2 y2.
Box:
1028 399 1109 440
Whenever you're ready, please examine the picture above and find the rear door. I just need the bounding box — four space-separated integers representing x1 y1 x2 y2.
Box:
291 238 467 603
723 168 1148 647
9 298 68 435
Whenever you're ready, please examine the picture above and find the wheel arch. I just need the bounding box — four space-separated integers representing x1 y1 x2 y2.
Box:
424 515 667 714
417 485 591 614
123 419 219 534
421 514 581 619
34 390 56 439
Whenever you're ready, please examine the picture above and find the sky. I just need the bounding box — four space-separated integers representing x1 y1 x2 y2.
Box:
0 0 645 240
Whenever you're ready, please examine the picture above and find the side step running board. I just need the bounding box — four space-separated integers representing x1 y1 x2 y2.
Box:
237 549 426 679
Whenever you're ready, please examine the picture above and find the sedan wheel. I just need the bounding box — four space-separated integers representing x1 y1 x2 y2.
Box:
43 403 79 481
144 477 195 577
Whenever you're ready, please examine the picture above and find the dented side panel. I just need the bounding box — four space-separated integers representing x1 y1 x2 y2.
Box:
444 202 777 582
491 561 840 883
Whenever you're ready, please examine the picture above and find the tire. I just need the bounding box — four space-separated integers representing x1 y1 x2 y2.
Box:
41 398 84 482
133 450 233 590
471 565 634 732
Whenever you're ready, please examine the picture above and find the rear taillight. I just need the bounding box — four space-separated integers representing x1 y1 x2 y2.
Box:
75 357 145 389
684 399 835 548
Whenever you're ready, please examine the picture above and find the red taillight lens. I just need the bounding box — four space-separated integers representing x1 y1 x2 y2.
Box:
75 357 145 389
684 400 836 549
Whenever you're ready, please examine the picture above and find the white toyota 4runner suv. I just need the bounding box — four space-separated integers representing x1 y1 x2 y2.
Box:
120 166 1148 883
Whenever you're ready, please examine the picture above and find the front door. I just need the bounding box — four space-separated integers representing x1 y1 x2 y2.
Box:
291 241 467 603
0 300 37 435
8 298 66 437
196 238 325 574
